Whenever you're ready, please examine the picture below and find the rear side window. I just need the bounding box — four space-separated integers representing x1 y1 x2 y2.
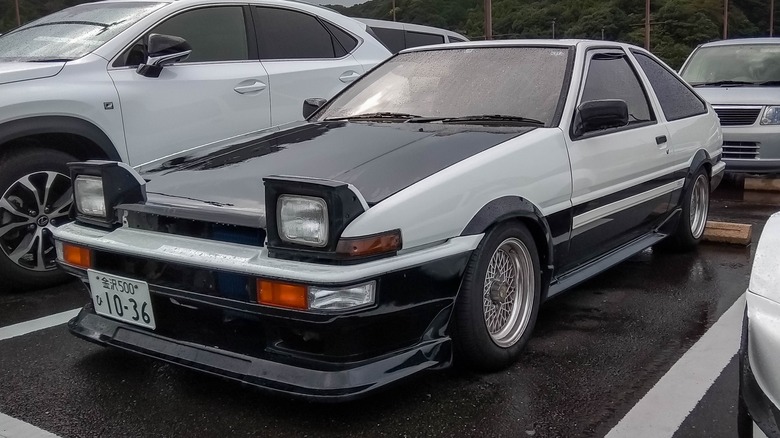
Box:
254 7 341 59
405 31 444 48
633 51 707 121
448 36 467 43
371 27 405 53
581 54 654 124
150 7 249 63
323 21 358 55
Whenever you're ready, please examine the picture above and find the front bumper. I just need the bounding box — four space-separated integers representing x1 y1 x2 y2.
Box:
55 223 479 400
722 126 780 173
740 294 780 437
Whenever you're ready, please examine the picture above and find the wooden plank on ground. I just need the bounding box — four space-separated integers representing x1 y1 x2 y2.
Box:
702 221 752 245
745 178 780 192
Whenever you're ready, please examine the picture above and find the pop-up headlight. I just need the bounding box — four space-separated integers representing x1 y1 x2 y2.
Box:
278 195 329 247
69 161 146 228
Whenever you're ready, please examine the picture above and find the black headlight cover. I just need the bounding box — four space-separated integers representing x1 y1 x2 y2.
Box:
264 176 366 261
69 161 147 228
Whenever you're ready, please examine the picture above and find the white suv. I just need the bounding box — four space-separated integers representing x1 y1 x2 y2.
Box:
0 0 390 289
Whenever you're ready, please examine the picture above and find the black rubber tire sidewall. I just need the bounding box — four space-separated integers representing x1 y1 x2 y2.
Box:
454 221 541 372
0 147 76 292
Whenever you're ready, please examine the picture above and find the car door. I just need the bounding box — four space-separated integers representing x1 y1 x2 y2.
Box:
252 6 367 126
108 5 272 166
562 48 675 271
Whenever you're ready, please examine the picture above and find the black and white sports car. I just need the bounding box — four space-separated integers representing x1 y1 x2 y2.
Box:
53 40 724 401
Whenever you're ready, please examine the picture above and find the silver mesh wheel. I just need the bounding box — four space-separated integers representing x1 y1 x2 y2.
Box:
689 174 709 240
482 237 535 348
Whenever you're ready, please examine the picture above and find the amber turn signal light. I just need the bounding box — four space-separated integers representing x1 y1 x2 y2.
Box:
62 243 91 269
336 230 402 257
257 279 308 310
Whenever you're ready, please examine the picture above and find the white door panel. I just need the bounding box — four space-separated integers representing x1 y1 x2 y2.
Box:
262 57 364 126
110 62 271 165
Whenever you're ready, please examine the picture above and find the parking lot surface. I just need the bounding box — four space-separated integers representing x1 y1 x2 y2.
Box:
0 177 776 438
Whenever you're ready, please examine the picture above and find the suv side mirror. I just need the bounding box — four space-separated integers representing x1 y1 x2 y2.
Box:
303 98 328 119
136 34 192 78
574 99 629 136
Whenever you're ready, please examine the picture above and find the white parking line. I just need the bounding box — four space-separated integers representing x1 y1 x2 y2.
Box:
605 294 746 438
0 412 60 438
0 309 80 341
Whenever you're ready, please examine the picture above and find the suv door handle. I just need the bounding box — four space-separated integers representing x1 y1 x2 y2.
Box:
339 71 361 83
656 135 668 145
234 80 267 94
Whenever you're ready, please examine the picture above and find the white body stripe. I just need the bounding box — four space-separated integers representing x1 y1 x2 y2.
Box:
573 179 685 230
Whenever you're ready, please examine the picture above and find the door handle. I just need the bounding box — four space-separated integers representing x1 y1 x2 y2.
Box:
656 135 668 145
339 71 361 83
234 81 267 94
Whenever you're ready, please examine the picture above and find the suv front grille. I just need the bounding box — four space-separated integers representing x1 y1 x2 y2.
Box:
713 107 762 126
722 141 760 159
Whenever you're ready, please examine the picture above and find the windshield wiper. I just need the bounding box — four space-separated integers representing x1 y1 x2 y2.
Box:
757 80 780 86
29 58 73 62
325 112 423 121
691 80 756 87
437 114 546 127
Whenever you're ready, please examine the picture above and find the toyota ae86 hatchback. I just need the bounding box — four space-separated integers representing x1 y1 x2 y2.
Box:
53 40 724 401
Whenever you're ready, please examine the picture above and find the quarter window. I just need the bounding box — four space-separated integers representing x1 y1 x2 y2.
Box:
370 27 405 53
633 51 707 121
147 7 248 63
581 54 654 125
254 7 346 59
405 31 444 48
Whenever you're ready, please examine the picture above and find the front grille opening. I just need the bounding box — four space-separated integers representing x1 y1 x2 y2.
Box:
723 141 760 160
714 108 762 126
124 210 265 247
93 251 257 302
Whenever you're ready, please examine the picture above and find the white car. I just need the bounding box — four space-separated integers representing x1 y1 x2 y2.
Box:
357 18 468 53
54 40 724 400
739 212 780 438
0 0 390 289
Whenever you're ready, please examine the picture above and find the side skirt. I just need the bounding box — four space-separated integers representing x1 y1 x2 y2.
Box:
546 208 681 299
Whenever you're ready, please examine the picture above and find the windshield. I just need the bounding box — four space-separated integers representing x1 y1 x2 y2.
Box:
681 44 780 86
316 47 571 127
0 2 166 62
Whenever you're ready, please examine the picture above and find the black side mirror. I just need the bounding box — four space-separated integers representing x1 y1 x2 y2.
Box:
574 99 629 136
136 34 192 78
302 98 328 119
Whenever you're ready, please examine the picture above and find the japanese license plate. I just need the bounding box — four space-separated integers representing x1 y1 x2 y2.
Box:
87 269 156 330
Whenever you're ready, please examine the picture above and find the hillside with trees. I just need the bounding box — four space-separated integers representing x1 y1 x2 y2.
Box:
327 0 774 68
1 0 775 68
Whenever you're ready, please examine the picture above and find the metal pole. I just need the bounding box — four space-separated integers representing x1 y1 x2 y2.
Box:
484 0 492 40
771 0 775 37
15 0 21 27
392 0 396 22
645 0 650 50
552 19 556 39
601 27 605 40
723 0 728 39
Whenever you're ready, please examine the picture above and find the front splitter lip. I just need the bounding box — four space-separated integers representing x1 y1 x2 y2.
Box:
68 305 451 402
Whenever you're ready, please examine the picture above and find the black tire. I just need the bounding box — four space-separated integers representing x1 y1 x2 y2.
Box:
0 147 76 292
658 167 710 252
454 221 541 372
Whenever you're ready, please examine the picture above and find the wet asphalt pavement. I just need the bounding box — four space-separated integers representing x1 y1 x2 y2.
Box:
0 177 777 438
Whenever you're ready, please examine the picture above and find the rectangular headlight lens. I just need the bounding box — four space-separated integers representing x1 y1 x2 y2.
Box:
761 106 780 125
74 175 106 218
308 281 375 311
278 195 328 247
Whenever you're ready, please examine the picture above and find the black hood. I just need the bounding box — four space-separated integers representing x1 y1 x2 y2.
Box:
138 121 534 226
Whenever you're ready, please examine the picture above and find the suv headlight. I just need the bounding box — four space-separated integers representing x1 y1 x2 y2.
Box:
761 106 780 125
278 195 329 247
74 175 106 218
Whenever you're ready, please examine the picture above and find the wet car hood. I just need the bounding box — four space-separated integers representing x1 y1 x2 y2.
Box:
0 61 65 85
696 86 780 106
138 121 534 227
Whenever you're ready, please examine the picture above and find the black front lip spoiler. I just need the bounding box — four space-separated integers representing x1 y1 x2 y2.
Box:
69 306 451 402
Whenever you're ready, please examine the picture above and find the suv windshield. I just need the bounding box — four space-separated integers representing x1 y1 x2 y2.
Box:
681 44 780 86
0 2 166 62
316 47 571 127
